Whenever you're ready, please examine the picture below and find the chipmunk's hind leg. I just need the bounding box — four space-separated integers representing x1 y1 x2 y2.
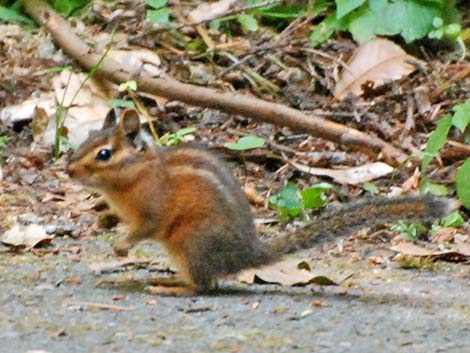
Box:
182 228 275 292
148 265 218 296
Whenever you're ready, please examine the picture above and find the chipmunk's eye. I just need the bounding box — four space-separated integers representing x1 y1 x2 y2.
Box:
96 148 112 161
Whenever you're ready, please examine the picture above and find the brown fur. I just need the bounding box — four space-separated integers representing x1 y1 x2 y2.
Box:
66 110 458 294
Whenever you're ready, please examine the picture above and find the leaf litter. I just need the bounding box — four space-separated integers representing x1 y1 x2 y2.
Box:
0 222 52 249
237 258 339 287
0 3 470 298
334 38 424 99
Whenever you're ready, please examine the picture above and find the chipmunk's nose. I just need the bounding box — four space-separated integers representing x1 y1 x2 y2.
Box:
65 162 76 178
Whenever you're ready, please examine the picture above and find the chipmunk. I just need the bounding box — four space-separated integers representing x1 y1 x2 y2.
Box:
66 109 457 295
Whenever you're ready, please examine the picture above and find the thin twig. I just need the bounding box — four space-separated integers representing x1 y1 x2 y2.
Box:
64 300 135 311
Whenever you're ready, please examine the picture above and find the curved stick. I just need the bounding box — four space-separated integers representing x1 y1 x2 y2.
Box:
22 0 407 165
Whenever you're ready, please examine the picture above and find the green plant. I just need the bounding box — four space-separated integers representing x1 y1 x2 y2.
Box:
107 99 136 110
53 0 90 17
363 182 378 195
419 177 448 197
0 134 9 152
225 135 266 151
430 211 464 234
389 221 427 241
269 182 335 220
210 1 323 33
145 0 170 25
310 0 460 46
158 127 197 146
0 2 35 28
0 0 91 26
420 101 470 208
456 159 470 209
428 15 465 57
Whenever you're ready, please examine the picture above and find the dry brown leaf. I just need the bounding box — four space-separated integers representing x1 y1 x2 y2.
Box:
289 161 393 185
0 69 112 146
243 184 264 206
107 48 162 77
64 277 82 285
401 168 420 191
453 242 470 257
31 106 49 141
431 228 459 243
189 0 237 22
237 259 337 286
145 298 158 305
391 242 470 258
0 95 56 125
334 38 424 100
50 69 112 145
1 223 52 249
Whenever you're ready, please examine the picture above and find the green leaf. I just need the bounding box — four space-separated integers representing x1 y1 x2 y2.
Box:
174 127 197 139
186 39 205 51
0 134 9 150
347 8 379 42
209 19 221 30
456 158 470 209
118 80 137 92
158 127 197 146
363 182 378 195
225 135 266 151
451 101 470 133
336 0 366 19
444 23 461 38
253 5 306 19
54 0 89 16
421 114 452 173
342 0 441 43
246 0 267 5
428 28 443 39
107 99 135 109
300 183 334 209
147 8 170 25
310 13 338 47
419 177 448 196
269 183 302 220
390 221 427 241
0 6 35 27
144 0 167 9
441 211 464 228
432 17 443 28
237 14 259 32
389 1 439 43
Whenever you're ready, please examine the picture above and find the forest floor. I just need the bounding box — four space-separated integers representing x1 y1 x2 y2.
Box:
1 1 470 352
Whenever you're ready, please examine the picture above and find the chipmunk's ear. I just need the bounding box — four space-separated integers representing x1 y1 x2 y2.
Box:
102 109 117 129
119 109 141 143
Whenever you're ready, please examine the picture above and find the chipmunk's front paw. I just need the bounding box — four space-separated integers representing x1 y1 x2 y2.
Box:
113 239 131 257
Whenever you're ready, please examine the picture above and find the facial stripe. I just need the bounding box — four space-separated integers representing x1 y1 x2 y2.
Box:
167 148 239 188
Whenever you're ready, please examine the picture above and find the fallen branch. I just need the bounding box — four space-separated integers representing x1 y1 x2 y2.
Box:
22 0 407 165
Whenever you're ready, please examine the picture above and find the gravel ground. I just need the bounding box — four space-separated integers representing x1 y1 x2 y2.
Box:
1 235 470 353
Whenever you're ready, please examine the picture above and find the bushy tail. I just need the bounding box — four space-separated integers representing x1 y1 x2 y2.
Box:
270 195 459 255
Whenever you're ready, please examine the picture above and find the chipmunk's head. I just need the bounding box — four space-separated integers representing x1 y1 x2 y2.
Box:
66 109 143 189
